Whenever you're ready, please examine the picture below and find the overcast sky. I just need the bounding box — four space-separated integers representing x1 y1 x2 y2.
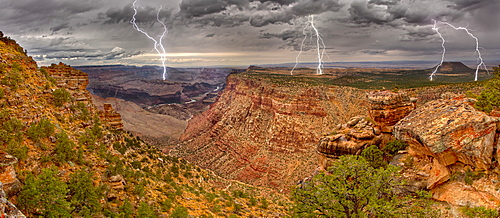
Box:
1 0 499 68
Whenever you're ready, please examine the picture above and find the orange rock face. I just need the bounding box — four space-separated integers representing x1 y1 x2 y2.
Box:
367 90 415 128
175 71 368 191
432 181 500 209
394 97 498 170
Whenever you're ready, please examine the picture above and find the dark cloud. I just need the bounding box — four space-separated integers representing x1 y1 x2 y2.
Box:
257 0 297 5
101 4 172 25
345 0 454 26
177 0 343 27
447 0 487 10
34 47 142 61
178 0 232 18
290 0 343 17
0 0 99 26
50 23 71 33
360 49 388 55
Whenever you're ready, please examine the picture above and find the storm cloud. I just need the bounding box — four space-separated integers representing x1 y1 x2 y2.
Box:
0 0 498 67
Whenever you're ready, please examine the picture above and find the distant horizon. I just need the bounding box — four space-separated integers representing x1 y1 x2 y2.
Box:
67 60 498 70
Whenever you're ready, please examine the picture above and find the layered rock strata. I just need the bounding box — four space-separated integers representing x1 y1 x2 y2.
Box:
176 71 368 191
99 103 124 130
43 63 91 102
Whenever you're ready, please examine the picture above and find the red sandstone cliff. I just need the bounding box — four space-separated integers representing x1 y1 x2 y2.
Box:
174 70 368 191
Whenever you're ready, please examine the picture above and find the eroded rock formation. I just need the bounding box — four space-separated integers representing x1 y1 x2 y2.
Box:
99 103 124 130
394 97 498 170
368 90 415 132
316 90 414 168
393 96 500 207
175 71 368 191
43 63 91 102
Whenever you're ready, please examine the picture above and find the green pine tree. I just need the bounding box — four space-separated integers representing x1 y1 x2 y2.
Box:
68 169 102 216
18 168 72 217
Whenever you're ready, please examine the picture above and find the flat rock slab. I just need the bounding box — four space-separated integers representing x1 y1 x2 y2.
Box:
394 97 498 170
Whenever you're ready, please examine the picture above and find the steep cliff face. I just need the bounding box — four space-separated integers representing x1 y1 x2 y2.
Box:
175 69 368 191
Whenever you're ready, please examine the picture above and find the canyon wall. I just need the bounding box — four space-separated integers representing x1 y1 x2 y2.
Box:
174 70 368 191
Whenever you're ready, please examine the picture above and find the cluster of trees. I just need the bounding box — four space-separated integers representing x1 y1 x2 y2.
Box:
292 155 439 217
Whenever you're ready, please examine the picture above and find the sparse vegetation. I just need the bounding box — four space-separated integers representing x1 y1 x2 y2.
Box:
460 206 499 218
52 88 72 107
27 118 55 142
474 66 500 113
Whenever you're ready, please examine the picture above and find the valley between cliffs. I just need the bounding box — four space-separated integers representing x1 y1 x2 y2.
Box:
173 67 369 191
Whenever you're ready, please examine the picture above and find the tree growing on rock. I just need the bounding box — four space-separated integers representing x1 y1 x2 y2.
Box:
292 155 439 217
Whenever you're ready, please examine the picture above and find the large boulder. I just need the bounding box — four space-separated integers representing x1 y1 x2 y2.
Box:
317 116 382 158
394 97 498 170
367 90 415 132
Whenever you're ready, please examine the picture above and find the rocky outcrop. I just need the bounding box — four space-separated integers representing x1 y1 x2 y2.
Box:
316 90 414 168
317 116 382 157
0 152 20 197
99 103 124 130
394 96 500 207
0 182 26 218
368 90 415 132
43 63 91 102
394 97 498 170
175 70 368 191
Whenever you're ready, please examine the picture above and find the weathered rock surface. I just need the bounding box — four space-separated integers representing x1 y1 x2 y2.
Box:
175 70 368 191
0 182 26 218
317 116 381 157
43 62 91 102
0 153 21 197
368 90 415 130
394 97 498 170
431 181 500 208
99 103 124 130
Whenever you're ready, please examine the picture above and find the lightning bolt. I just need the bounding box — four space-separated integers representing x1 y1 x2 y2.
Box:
430 19 488 81
291 15 331 75
131 0 168 80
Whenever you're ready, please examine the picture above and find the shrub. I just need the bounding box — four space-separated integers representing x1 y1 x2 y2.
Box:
68 169 102 216
361 145 386 168
292 155 439 217
7 141 28 161
53 88 72 107
54 131 76 163
27 118 55 142
137 202 155 218
18 168 71 217
170 206 189 218
383 140 408 155
119 199 134 218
